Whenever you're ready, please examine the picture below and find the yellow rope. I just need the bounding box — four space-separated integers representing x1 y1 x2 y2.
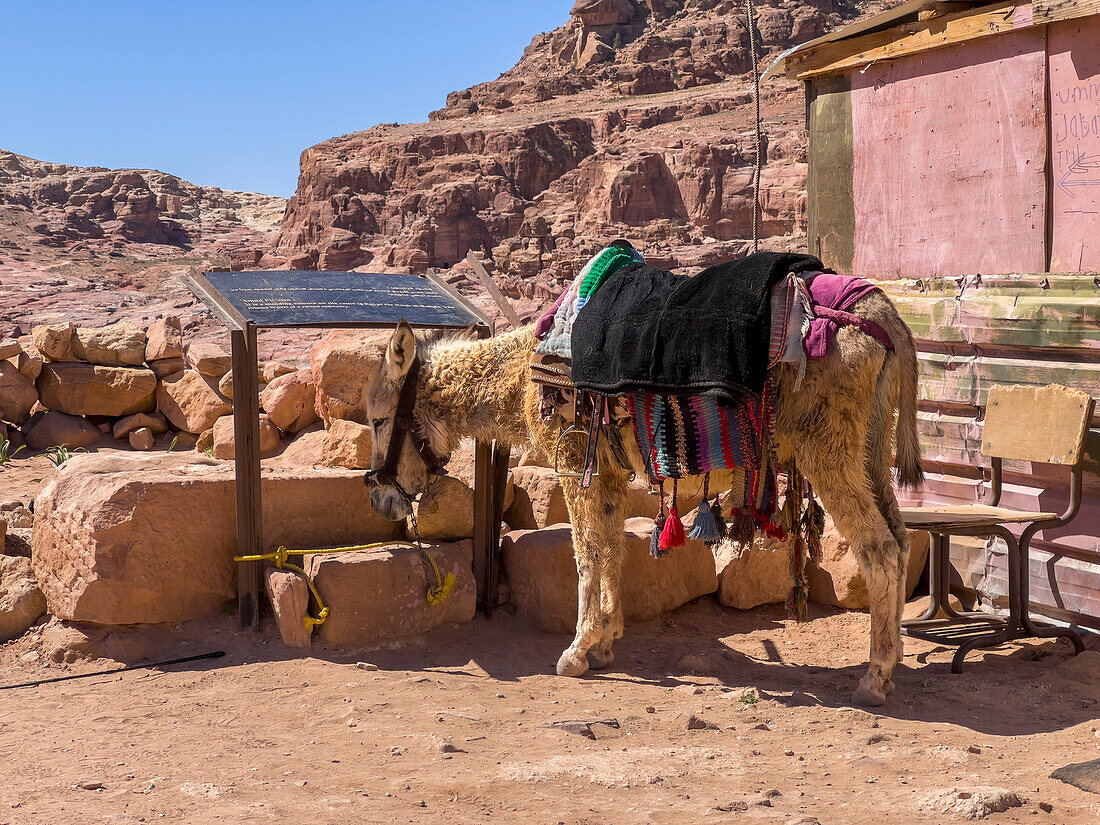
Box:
233 540 455 629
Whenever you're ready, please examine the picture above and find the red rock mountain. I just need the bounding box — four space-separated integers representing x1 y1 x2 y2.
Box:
265 0 874 317
0 150 284 337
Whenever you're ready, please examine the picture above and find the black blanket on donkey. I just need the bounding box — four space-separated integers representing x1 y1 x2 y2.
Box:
570 251 825 402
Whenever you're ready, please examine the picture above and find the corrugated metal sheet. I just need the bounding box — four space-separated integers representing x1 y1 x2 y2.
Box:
882 274 1100 627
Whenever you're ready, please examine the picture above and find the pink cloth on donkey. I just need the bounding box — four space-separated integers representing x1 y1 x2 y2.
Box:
804 272 893 358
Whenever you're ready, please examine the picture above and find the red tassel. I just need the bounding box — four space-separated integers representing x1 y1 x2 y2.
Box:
659 505 686 550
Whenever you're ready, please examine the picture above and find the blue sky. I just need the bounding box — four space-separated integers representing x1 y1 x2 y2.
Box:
0 1 569 197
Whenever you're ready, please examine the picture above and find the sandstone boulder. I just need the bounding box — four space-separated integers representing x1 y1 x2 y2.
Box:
0 556 47 642
321 419 372 469
806 520 930 609
261 361 296 384
714 540 792 610
266 566 311 649
71 321 146 367
156 369 232 433
148 357 186 380
31 323 76 362
261 370 319 434
310 330 382 424
0 339 21 359
412 475 474 541
266 425 326 467
186 341 231 379
217 370 235 400
12 345 44 382
0 361 38 424
304 540 476 647
24 411 101 450
37 363 157 417
505 465 570 530
502 518 719 633
32 453 406 625
196 428 214 453
128 427 155 451
112 411 169 440
212 413 281 459
144 315 183 362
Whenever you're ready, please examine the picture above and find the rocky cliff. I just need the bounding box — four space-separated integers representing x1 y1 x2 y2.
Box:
0 150 285 338
265 0 871 317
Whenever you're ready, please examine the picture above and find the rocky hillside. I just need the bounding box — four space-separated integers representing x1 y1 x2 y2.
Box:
0 150 285 339
264 0 871 318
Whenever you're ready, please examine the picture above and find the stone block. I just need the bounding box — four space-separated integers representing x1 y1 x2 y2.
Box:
186 342 231 379
112 411 169 440
212 413 281 459
31 453 406 625
24 410 101 450
128 427 155 451
714 539 793 610
261 370 319 433
304 540 476 647
806 519 929 609
265 566 311 649
0 339 21 359
266 425 326 468
502 517 719 633
71 322 147 367
156 369 232 434
0 361 38 424
310 330 383 424
0 556 47 642
37 362 157 417
504 465 570 530
31 322 76 362
321 419 372 469
144 315 183 362
412 475 474 541
148 357 185 380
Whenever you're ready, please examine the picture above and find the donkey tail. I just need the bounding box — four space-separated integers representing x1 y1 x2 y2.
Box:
882 309 924 489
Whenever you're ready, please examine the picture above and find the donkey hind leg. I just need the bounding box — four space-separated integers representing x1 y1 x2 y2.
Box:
867 360 912 667
555 477 621 677
799 444 904 707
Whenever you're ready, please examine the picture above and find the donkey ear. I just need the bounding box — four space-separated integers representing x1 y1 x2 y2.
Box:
384 320 417 382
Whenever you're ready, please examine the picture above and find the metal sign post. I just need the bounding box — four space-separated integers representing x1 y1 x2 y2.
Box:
184 269 502 629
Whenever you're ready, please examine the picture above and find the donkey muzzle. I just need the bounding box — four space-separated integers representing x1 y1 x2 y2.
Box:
368 483 413 522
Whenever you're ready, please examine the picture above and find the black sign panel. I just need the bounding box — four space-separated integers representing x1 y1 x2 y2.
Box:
186 270 486 329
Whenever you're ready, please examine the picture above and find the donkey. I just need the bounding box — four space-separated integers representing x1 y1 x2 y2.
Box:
364 288 922 707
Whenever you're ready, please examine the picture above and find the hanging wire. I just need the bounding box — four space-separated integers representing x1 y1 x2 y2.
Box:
746 0 763 253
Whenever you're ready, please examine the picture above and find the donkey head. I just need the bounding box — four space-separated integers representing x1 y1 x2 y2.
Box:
363 321 436 521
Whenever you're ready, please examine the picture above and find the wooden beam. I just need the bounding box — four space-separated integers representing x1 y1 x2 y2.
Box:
466 251 521 329
231 324 263 631
1032 0 1100 24
789 2 1025 80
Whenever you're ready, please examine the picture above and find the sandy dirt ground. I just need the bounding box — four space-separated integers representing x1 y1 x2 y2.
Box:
1 585 1098 825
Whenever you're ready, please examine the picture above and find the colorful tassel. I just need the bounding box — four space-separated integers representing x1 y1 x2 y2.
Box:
650 513 668 558
687 499 723 543
650 480 668 559
660 505 686 550
729 508 756 544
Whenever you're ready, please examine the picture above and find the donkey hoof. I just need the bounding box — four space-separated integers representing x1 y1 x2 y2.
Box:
851 682 888 708
556 651 590 678
587 647 615 670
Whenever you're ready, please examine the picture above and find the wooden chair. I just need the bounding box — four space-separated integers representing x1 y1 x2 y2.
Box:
901 383 1095 672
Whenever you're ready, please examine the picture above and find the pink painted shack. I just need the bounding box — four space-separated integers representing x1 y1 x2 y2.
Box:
769 0 1100 628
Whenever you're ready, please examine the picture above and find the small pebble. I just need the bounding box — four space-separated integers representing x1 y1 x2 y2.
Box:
645 706 656 714
355 662 378 671
1039 802 1053 813
967 744 981 754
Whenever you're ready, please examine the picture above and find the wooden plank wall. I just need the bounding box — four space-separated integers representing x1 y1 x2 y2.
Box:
881 274 1100 628
847 29 1049 280
1048 15 1100 270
